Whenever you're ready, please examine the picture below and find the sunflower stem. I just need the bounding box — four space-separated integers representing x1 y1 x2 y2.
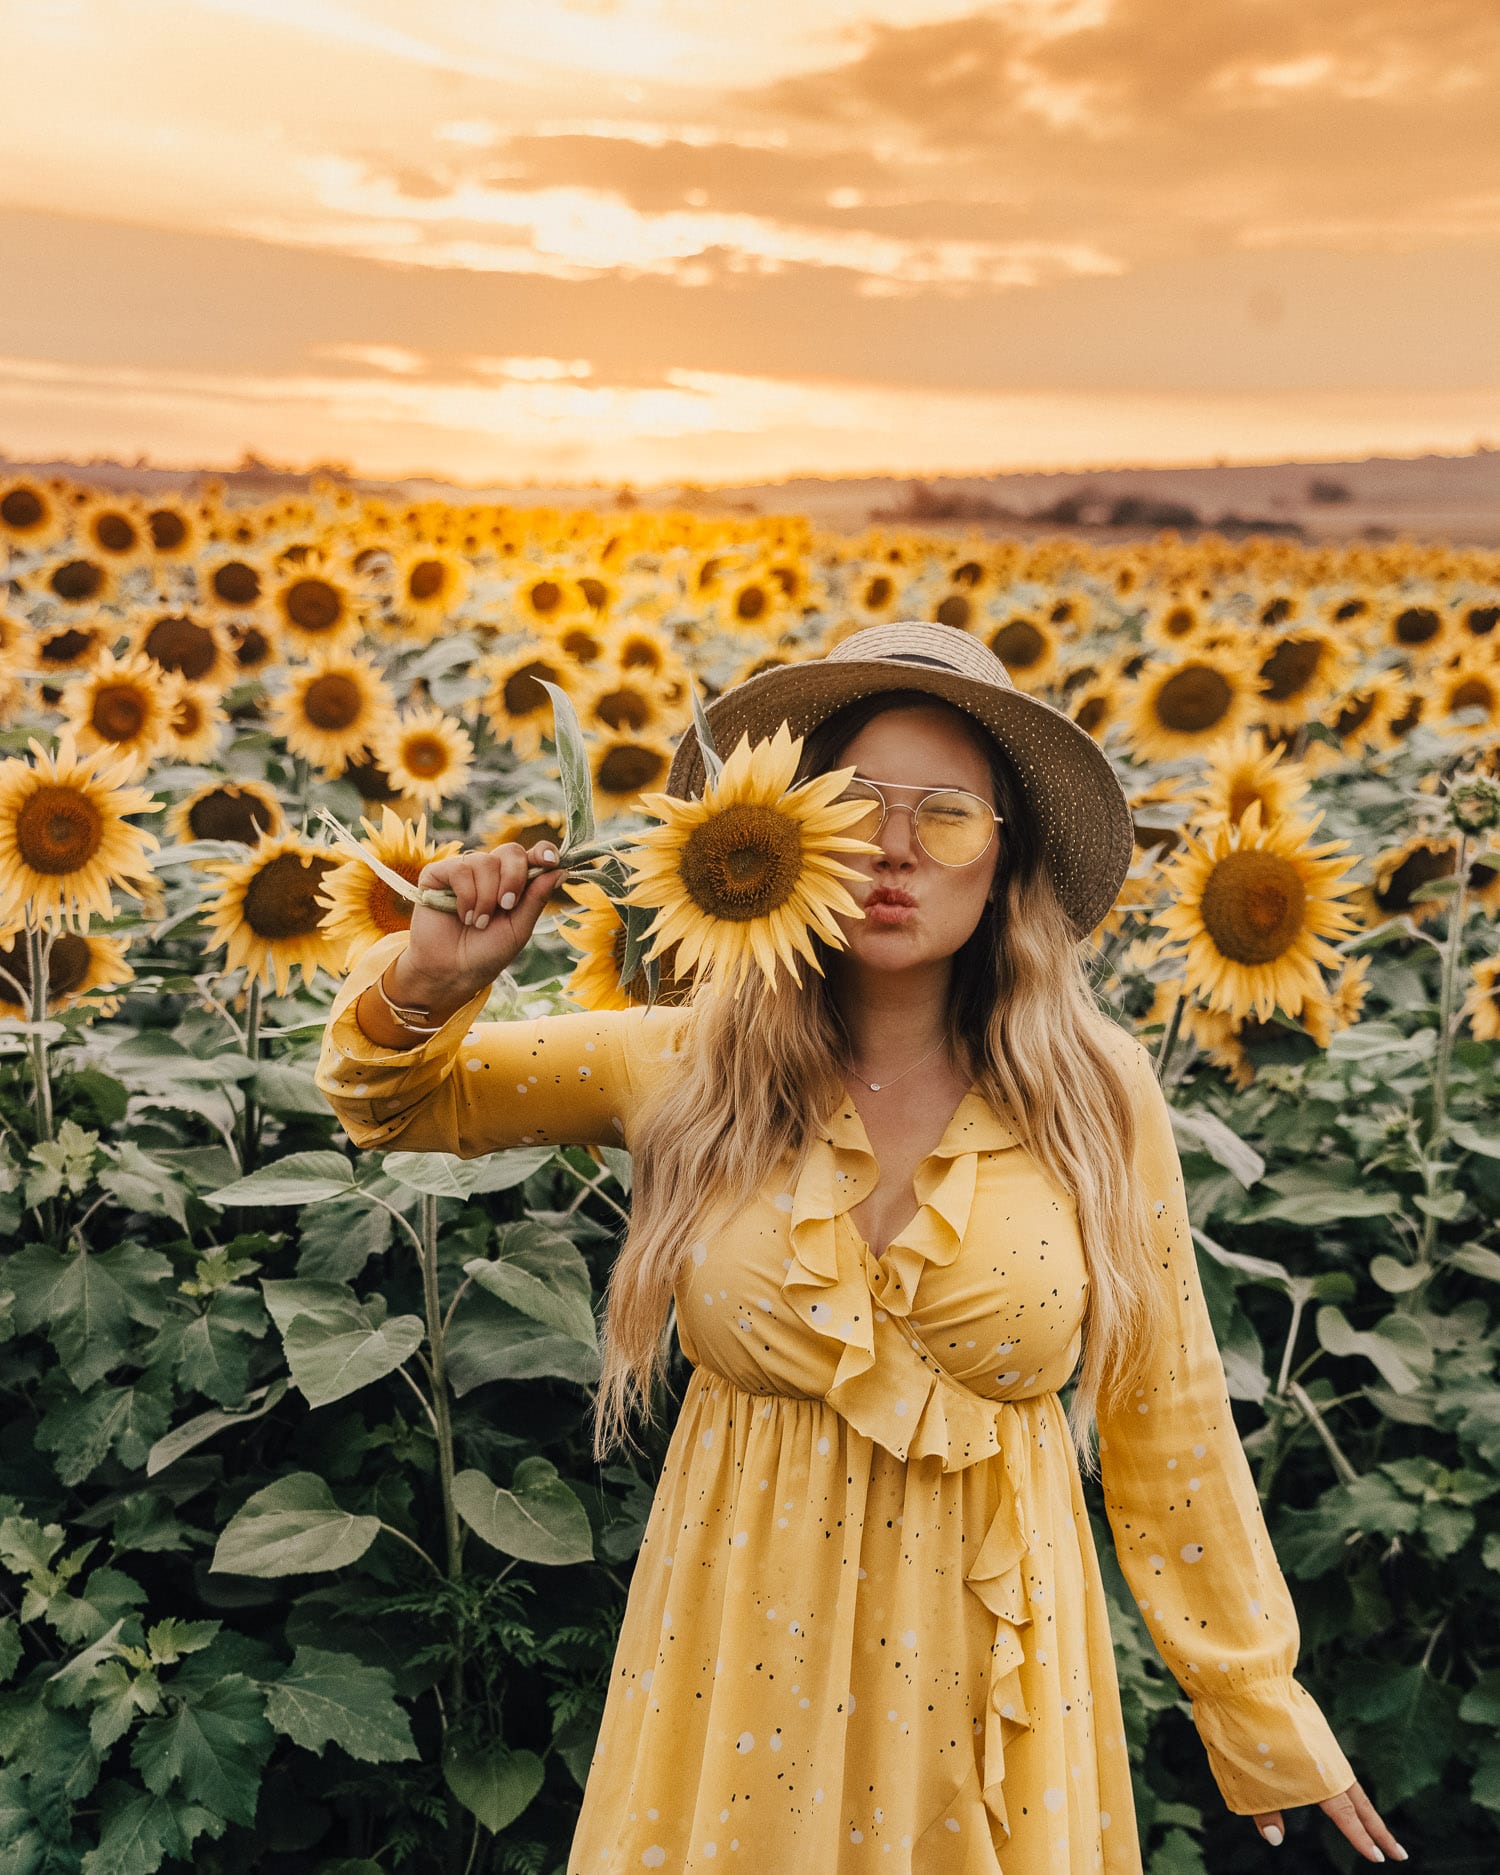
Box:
1419 829 1470 1267
238 977 262 1175
26 922 55 1148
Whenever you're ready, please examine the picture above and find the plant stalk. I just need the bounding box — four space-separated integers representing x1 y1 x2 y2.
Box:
1419 831 1469 1266
238 978 263 1174
26 923 55 1146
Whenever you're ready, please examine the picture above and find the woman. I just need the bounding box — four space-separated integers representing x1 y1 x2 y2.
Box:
315 622 1404 1871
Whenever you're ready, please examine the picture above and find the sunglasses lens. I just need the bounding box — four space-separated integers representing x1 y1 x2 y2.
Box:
916 791 995 863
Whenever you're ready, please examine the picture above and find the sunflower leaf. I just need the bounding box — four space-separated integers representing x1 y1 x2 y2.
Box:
534 680 595 849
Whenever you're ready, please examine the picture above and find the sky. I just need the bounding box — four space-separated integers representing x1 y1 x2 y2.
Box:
2 0 1498 487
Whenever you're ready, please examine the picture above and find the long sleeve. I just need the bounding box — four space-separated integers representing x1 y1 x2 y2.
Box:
1095 1035 1355 1816
313 928 684 1156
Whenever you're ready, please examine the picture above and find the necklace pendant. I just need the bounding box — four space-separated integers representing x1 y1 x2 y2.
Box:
868 1082 881 1091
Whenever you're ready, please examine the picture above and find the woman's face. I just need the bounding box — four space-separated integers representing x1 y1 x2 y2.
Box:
824 703 1001 972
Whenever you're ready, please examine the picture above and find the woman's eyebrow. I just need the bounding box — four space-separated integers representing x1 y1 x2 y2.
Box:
851 768 970 790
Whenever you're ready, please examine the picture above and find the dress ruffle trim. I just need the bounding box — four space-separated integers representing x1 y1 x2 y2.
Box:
781 1085 1037 1849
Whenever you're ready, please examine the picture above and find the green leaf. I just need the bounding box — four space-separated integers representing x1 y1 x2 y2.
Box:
377 1146 552 1198
445 1290 601 1393
452 1457 595 1564
5 1241 173 1391
37 1374 174 1487
1449 1120 1500 1160
463 1222 596 1346
535 677 596 849
146 1381 290 1477
260 1645 419 1763
211 1472 382 1578
1369 1254 1427 1294
1168 1106 1264 1187
1448 1242 1500 1284
687 669 723 785
131 1671 274 1828
297 1196 393 1282
260 1279 425 1409
250 1061 330 1116
97 1141 194 1229
1315 1305 1423 1393
208 1151 357 1206
442 1738 545 1834
80 1784 228 1875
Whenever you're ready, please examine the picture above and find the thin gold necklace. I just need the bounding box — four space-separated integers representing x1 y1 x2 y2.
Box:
847 1036 947 1093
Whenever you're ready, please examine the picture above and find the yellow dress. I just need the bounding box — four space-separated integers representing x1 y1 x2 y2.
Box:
316 932 1355 1874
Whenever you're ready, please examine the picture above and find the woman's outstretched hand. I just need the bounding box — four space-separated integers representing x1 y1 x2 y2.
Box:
1255 1780 1407 1861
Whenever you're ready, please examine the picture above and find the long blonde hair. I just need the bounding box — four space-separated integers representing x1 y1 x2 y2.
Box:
591 690 1170 1478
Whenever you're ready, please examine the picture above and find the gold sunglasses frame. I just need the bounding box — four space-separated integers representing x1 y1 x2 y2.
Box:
835 774 1004 867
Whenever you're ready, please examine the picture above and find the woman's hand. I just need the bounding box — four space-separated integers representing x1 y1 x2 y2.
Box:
1255 1780 1407 1861
396 840 568 1003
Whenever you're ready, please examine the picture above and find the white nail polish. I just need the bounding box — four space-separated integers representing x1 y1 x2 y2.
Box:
500 891 516 910
1370 1852 1385 1864
464 910 474 925
542 848 558 862
475 913 489 930
1263 1825 1283 1846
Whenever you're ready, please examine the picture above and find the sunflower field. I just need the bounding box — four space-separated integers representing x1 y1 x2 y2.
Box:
2 466 1500 1873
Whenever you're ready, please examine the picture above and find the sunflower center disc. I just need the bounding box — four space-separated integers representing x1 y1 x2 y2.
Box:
146 615 216 679
92 686 147 741
190 789 274 843
304 674 363 730
404 736 447 777
16 786 105 873
409 560 446 602
287 578 342 631
680 802 801 923
1157 664 1234 734
1200 848 1308 965
243 852 339 939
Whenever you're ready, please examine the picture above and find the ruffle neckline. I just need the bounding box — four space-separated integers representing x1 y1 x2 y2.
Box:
780 1083 1037 1847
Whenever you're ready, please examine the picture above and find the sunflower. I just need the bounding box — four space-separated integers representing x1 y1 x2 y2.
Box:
60 648 176 781
1359 833 1500 929
1118 648 1262 763
979 612 1062 691
74 494 149 569
553 875 693 1009
198 831 347 994
576 570 621 618
1460 955 1500 1043
388 544 469 632
584 673 673 742
510 567 584 632
0 732 160 933
313 806 462 971
1312 668 1409 766
0 669 30 731
1375 597 1451 661
613 625 670 678
226 618 281 675
199 551 270 618
617 721 882 998
1431 650 1500 742
1185 728 1313 830
167 778 284 847
143 498 202 561
128 606 238 689
1151 797 1363 1023
157 679 229 765
0 919 135 1019
35 555 116 609
1252 626 1358 735
371 708 475 809
590 732 677 813
0 476 66 552
846 567 907 625
716 572 788 633
0 612 34 674
1457 598 1500 647
1143 597 1210 653
475 644 596 763
552 617 615 670
272 558 364 657
268 650 395 776
30 619 115 679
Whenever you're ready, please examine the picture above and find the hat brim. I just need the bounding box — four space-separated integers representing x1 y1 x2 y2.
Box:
663 654 1135 939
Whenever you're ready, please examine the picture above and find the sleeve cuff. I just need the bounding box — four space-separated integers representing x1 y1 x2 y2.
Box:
328 931 491 1067
1190 1673 1356 1814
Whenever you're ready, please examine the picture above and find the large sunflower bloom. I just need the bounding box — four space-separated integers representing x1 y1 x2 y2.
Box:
313 806 461 971
0 476 67 552
591 732 676 813
1186 728 1313 831
198 831 346 995
1152 797 1363 1024
128 606 238 689
553 875 693 1009
0 733 160 933
618 722 882 998
475 644 596 763
371 708 475 810
1118 649 1262 763
158 679 230 765
268 651 395 776
272 558 365 656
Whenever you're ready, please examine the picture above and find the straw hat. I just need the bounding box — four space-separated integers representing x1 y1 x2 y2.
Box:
662 620 1135 939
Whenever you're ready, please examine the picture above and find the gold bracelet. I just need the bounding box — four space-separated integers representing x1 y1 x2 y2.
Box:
371 963 444 1035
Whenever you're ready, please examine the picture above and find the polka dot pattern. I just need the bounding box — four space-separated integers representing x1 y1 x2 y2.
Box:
316 933 1355 1867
